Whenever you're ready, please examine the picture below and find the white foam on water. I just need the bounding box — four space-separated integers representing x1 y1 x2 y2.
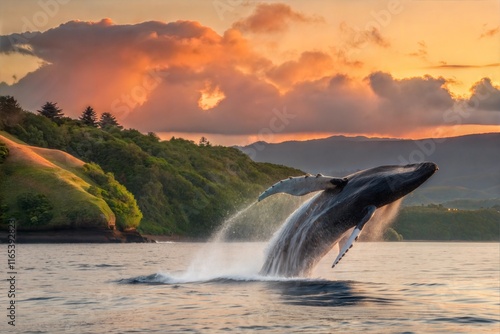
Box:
135 271 322 284
177 202 265 282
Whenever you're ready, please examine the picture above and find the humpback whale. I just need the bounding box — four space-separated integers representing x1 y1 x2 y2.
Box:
259 162 438 277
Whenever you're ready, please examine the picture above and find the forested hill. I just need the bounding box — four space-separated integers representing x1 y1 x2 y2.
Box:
0 97 302 236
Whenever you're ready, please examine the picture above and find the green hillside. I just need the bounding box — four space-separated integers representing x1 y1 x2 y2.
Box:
0 97 302 236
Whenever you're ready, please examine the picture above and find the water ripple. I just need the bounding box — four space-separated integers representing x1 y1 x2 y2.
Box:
430 316 499 324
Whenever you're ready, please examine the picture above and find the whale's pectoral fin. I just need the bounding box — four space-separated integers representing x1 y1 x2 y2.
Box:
332 205 376 269
258 174 348 202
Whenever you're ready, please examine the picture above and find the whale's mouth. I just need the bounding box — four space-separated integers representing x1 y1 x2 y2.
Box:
414 162 439 174
406 162 439 189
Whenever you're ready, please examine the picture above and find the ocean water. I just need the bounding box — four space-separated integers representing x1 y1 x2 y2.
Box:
4 242 499 333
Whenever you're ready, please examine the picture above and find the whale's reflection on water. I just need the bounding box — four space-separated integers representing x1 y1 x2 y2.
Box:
268 280 394 307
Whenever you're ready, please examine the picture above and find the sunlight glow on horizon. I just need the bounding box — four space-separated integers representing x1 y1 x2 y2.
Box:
157 125 500 147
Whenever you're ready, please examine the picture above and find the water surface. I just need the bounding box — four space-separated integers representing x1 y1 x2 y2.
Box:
6 242 500 333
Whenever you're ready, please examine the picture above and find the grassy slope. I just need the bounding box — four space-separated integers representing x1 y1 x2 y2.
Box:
0 134 115 229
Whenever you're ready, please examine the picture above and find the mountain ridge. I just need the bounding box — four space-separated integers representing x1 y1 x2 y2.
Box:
239 133 500 204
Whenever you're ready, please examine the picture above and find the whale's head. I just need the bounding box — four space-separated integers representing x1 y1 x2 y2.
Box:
344 162 438 208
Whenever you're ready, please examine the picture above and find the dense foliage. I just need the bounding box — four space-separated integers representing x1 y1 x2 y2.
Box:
392 204 500 241
83 162 142 230
1 97 302 236
16 193 54 226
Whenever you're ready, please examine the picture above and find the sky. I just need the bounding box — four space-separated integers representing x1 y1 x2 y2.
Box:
0 0 499 146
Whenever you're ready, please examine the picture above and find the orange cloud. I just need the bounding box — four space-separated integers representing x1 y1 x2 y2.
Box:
0 18 268 119
0 15 498 141
232 3 322 34
339 22 390 49
479 25 500 39
266 51 335 90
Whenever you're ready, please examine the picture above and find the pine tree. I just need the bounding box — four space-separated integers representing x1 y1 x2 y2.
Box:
99 112 122 129
79 106 98 127
37 102 64 121
0 96 23 129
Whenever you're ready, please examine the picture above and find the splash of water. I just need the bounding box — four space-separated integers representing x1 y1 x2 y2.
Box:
361 199 402 241
171 194 313 282
178 202 263 282
210 201 257 242
160 193 403 282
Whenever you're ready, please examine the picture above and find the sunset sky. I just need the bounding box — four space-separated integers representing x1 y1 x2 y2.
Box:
0 0 499 145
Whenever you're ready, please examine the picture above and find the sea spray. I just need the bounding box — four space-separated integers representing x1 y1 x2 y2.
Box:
222 194 308 241
177 195 310 282
180 202 262 281
210 201 258 242
361 199 402 241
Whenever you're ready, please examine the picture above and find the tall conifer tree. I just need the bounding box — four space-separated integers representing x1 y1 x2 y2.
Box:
99 112 122 129
37 102 64 121
79 106 98 127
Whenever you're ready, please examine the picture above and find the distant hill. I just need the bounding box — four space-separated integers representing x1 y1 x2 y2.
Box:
238 133 500 204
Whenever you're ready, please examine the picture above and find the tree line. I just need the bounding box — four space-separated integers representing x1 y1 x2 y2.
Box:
37 101 122 129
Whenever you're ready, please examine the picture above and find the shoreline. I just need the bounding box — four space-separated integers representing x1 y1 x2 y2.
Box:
0 229 497 243
0 228 154 243
141 234 207 243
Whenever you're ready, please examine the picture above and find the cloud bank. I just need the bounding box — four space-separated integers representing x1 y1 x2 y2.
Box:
0 4 498 141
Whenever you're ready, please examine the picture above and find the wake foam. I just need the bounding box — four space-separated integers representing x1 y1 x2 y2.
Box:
118 272 327 285
117 274 395 307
